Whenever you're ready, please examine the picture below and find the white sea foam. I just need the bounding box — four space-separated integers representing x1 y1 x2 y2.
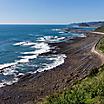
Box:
0 62 17 70
38 37 46 42
0 42 50 87
17 73 24 76
21 51 37 55
79 34 86 37
17 58 29 63
0 77 18 88
18 42 50 63
36 54 67 72
0 54 66 88
57 37 65 40
31 42 50 49
37 36 65 43
13 42 27 46
1 42 51 69
0 40 66 88
14 41 50 50
19 55 37 61
0 83 5 88
14 41 36 46
2 67 18 76
52 29 61 31
21 42 36 46
0 63 19 87
6 77 18 85
59 31 64 34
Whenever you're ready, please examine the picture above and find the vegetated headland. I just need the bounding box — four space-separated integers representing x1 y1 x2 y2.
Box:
0 22 104 104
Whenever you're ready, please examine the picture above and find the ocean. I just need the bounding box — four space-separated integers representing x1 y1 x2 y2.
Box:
0 25 94 87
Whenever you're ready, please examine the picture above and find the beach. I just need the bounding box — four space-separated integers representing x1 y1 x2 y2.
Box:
0 31 104 104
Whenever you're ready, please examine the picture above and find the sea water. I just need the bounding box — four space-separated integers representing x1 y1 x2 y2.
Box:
0 24 92 87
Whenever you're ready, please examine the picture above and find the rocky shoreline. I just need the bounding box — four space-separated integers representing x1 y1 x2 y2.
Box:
0 32 103 104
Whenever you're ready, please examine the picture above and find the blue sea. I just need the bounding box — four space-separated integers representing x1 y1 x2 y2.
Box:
0 25 94 87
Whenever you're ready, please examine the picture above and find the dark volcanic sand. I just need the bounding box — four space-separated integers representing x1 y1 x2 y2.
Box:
0 33 103 104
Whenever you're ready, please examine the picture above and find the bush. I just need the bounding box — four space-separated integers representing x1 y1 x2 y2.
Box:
89 68 99 77
42 66 104 104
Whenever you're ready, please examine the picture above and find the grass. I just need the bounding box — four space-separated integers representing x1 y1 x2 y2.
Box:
40 27 104 104
41 65 104 104
95 26 104 53
97 38 104 53
95 26 104 33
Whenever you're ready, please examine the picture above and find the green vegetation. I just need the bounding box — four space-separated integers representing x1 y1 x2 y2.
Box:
40 27 104 104
95 26 104 33
42 65 104 104
97 38 104 53
96 26 104 53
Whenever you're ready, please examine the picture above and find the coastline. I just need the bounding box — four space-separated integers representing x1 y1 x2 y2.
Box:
0 32 104 104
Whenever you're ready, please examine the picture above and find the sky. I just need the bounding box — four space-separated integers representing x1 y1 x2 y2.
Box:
0 0 104 24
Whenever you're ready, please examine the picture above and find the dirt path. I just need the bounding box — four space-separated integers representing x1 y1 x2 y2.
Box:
0 32 104 104
91 32 104 65
91 31 104 35
91 45 104 65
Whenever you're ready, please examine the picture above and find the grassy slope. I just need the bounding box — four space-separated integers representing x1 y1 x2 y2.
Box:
41 66 104 104
96 26 104 52
95 26 104 32
41 26 104 104
97 38 104 53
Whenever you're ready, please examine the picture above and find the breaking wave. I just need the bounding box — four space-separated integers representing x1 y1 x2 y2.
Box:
37 36 66 43
0 40 66 87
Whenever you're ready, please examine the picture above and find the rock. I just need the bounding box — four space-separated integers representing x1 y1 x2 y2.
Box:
23 101 34 104
19 73 34 82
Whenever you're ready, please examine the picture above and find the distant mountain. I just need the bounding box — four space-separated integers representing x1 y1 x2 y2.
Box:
87 21 104 27
79 23 89 27
70 21 104 28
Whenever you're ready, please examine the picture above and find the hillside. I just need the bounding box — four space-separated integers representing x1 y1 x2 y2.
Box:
95 26 104 32
42 65 104 104
41 37 104 104
70 21 104 28
40 28 104 104
79 23 89 27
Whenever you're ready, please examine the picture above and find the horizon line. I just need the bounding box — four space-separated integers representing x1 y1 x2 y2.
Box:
0 23 69 25
0 20 103 25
